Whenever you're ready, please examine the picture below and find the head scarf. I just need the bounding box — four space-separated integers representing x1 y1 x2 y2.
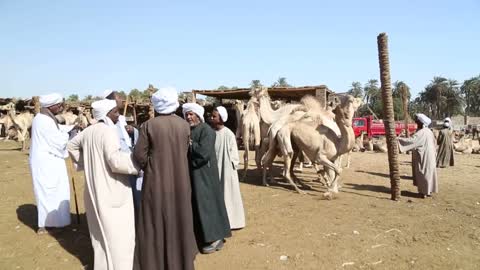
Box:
216 106 228 122
39 93 63 108
91 99 117 126
415 113 431 126
151 87 179 114
102 89 115 99
182 103 204 122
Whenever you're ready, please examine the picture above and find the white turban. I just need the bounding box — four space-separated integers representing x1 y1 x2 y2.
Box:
444 117 451 123
443 121 451 128
216 106 228 122
415 113 431 126
91 99 117 122
39 93 63 108
102 89 114 98
182 103 204 122
151 87 179 114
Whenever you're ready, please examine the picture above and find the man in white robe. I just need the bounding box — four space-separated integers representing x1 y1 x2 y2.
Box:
67 99 138 270
210 106 246 229
29 93 72 234
398 113 438 198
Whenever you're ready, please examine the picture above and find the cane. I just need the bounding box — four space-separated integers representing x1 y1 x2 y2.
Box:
67 158 81 225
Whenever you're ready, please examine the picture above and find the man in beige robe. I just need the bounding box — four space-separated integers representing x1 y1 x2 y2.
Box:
67 99 138 270
398 113 438 198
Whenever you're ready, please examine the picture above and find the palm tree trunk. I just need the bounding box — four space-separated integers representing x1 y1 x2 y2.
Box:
377 33 401 201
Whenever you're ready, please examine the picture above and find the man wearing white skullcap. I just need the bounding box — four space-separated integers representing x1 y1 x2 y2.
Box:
103 90 143 210
398 113 438 198
29 93 71 234
67 99 139 270
437 117 455 168
183 103 231 254
210 106 245 230
132 90 198 269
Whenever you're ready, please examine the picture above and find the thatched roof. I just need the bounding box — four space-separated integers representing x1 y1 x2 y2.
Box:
192 85 334 101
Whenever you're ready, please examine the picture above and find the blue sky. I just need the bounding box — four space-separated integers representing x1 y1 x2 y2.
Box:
1 0 479 99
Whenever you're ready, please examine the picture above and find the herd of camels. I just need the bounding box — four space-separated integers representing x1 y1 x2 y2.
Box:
234 87 362 198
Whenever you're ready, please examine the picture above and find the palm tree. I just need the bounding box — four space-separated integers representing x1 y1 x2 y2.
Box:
271 77 291 88
250 80 262 88
348 81 363 98
461 75 480 117
377 33 401 201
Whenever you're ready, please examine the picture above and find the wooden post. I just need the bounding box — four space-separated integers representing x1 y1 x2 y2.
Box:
133 101 137 125
123 95 129 116
33 96 40 114
378 33 401 201
192 91 197 103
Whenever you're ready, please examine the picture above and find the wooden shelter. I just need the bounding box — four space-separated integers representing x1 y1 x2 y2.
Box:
192 85 334 108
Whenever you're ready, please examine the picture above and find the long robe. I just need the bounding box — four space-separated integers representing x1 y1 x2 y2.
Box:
190 123 232 244
436 128 454 168
29 113 71 228
132 114 197 270
67 122 138 270
398 127 438 195
214 127 246 229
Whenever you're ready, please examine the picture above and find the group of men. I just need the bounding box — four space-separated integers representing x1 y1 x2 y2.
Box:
29 88 245 270
398 114 455 198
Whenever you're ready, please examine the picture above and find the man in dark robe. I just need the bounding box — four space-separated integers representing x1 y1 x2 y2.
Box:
183 103 232 254
437 118 454 168
133 88 197 270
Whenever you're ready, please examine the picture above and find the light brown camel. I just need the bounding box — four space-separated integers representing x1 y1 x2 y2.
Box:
262 95 361 195
241 96 262 180
9 109 34 150
0 113 14 139
233 100 244 140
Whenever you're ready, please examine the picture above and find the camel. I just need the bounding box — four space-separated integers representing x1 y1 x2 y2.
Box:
233 100 244 140
240 96 262 180
8 109 34 150
262 94 361 195
0 113 14 139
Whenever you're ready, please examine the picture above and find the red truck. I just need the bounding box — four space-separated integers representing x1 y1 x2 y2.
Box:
352 115 417 138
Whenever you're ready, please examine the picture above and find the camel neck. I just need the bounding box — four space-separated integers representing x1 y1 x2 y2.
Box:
258 95 274 124
337 122 355 155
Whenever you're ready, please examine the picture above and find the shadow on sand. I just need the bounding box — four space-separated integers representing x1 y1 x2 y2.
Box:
16 204 93 270
355 170 413 180
344 183 424 199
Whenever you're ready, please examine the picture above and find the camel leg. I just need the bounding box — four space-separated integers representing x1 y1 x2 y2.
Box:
242 143 249 181
261 145 276 186
346 152 351 168
283 153 305 194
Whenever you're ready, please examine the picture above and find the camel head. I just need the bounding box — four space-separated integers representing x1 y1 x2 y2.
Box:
250 86 269 99
333 95 356 127
245 96 259 112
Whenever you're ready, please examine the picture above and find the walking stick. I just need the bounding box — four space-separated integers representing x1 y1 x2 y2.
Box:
67 158 81 225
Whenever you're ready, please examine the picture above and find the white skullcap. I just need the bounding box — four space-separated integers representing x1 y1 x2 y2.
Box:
443 121 451 128
39 93 63 108
91 99 117 121
102 89 115 98
415 113 431 126
216 106 228 122
182 103 205 122
444 117 451 123
151 87 179 114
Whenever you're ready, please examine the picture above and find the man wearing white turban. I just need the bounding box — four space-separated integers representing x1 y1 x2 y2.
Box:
183 103 231 254
67 99 139 270
29 93 71 234
437 117 455 168
398 113 438 198
133 89 198 270
210 106 245 230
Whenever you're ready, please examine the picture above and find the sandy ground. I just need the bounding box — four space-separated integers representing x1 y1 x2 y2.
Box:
1 140 479 270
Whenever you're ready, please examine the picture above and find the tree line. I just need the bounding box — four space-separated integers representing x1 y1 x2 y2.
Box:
348 75 480 120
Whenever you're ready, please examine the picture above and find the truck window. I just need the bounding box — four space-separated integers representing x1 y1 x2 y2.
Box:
354 119 365 127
